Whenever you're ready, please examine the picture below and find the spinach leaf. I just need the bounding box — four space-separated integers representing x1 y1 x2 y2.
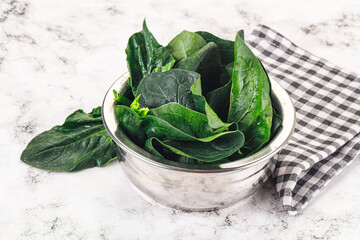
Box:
237 30 244 42
166 30 207 61
136 69 200 110
145 137 164 158
135 69 229 131
271 107 283 137
116 103 233 143
205 79 232 122
258 57 283 138
225 61 234 76
117 102 244 162
228 33 273 154
204 66 233 122
130 95 149 116
177 156 229 164
126 20 175 95
145 139 230 164
146 130 244 162
195 31 236 66
220 65 233 86
175 42 222 94
149 102 228 138
115 105 146 146
120 79 135 101
192 94 231 131
189 74 231 130
20 107 117 172
113 89 132 106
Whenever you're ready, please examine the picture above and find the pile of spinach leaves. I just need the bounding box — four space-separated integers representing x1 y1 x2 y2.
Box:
114 21 281 164
20 20 281 172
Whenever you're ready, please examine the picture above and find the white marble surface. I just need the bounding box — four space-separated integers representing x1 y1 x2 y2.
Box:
1 0 360 239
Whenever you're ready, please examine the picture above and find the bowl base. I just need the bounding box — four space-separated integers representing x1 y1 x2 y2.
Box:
127 178 263 212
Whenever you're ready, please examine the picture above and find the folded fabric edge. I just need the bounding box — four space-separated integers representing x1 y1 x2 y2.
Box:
284 134 360 215
287 154 359 216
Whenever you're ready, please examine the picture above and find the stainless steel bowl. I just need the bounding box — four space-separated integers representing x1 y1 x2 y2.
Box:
102 73 296 211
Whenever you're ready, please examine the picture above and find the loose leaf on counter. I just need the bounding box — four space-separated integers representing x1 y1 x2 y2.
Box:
20 107 117 172
126 20 176 95
145 130 244 162
228 32 273 154
175 42 222 94
166 30 207 61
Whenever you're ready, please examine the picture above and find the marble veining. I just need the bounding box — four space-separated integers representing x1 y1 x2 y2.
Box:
0 0 28 23
301 12 360 48
1 0 360 239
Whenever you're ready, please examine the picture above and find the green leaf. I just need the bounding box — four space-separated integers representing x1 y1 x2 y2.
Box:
136 69 200 110
115 105 146 146
177 156 229 164
117 103 231 142
146 130 244 162
145 139 229 164
258 58 282 138
122 78 135 101
227 33 273 154
237 30 244 42
20 107 117 172
117 104 199 144
125 20 175 95
130 95 149 116
187 73 230 130
271 107 283 137
116 102 244 162
192 94 231 131
148 102 226 138
205 63 234 122
195 31 236 66
113 89 132 106
205 79 232 122
136 69 229 131
225 61 234 76
175 42 222 94
166 30 207 61
145 137 164 158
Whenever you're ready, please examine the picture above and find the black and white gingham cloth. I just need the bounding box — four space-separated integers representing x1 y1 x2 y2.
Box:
247 25 360 215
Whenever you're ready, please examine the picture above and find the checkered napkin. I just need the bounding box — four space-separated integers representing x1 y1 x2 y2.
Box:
247 25 360 215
